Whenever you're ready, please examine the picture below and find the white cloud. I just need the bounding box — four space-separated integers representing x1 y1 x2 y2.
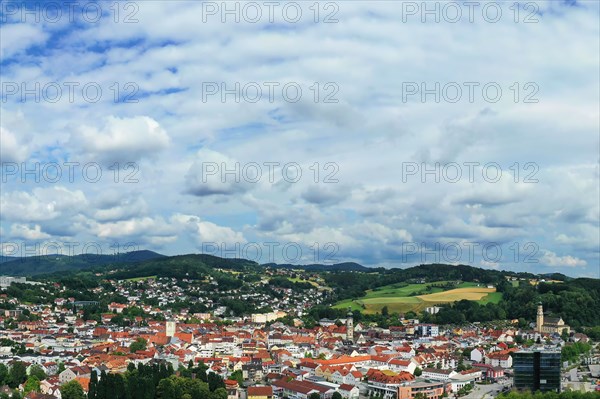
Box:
0 187 88 222
540 250 587 268
9 224 51 240
170 214 247 247
70 116 170 163
0 127 29 163
0 23 48 59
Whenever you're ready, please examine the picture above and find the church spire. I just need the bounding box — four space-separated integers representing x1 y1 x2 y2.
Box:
536 302 544 333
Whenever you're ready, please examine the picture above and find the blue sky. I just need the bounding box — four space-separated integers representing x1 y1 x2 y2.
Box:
0 0 599 276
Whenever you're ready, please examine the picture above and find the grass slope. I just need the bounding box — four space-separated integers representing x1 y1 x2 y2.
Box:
334 281 499 314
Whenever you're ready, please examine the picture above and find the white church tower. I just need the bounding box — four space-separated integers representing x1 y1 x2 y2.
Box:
346 308 354 342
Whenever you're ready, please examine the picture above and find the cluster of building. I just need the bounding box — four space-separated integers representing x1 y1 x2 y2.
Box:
1 270 598 399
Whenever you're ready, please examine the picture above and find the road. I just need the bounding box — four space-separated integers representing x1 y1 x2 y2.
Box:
461 380 513 399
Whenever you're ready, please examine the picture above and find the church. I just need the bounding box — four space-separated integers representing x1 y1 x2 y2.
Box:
536 302 570 335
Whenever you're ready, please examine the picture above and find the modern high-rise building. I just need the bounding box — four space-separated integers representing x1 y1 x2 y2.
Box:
513 349 561 393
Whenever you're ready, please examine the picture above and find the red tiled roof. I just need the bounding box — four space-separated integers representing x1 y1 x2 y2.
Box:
248 386 273 397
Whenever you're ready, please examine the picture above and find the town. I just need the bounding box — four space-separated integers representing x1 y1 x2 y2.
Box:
0 259 599 399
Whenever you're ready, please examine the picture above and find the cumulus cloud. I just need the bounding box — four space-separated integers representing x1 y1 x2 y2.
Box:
0 187 88 222
171 214 247 247
9 224 51 240
70 116 170 164
0 127 30 163
184 149 252 197
540 250 587 268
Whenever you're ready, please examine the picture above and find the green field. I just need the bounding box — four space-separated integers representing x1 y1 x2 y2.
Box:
477 291 503 304
334 281 500 314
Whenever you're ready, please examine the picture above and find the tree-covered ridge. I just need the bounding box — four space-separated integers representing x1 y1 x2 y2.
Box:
0 250 166 276
6 254 600 327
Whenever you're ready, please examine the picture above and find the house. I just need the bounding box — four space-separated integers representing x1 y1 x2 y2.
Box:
337 384 359 399
472 364 504 381
242 363 264 382
108 303 127 314
449 369 482 392
470 348 485 363
486 352 513 368
272 378 333 399
388 359 416 374
59 366 91 384
365 369 415 399
225 379 239 399
248 386 273 399
331 369 362 385
421 368 456 381
415 324 439 337
397 380 447 399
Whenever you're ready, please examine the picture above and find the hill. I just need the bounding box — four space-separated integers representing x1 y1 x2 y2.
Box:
263 261 371 272
3 252 598 327
0 250 166 276
0 256 19 264
106 254 260 281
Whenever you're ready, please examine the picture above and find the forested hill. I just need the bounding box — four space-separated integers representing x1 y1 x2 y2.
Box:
3 252 599 327
0 250 166 276
263 261 370 272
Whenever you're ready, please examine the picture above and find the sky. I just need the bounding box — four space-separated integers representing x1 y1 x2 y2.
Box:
0 0 598 277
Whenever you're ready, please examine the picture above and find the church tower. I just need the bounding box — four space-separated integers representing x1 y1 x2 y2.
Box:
536 302 544 333
166 320 176 337
346 308 354 342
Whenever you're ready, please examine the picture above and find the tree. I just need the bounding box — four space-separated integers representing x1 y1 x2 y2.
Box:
60 380 86 399
405 311 417 319
309 393 321 399
58 362 66 374
381 306 389 316
23 376 40 395
130 337 147 353
8 361 26 388
561 329 570 342
230 370 243 384
208 372 225 392
211 387 228 399
89 370 98 399
414 367 422 376
96 370 108 399
28 364 46 381
0 364 8 386
332 392 343 399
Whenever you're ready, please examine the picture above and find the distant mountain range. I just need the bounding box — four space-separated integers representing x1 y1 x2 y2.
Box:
0 250 375 277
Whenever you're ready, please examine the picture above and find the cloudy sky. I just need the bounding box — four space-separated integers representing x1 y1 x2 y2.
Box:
0 0 598 276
